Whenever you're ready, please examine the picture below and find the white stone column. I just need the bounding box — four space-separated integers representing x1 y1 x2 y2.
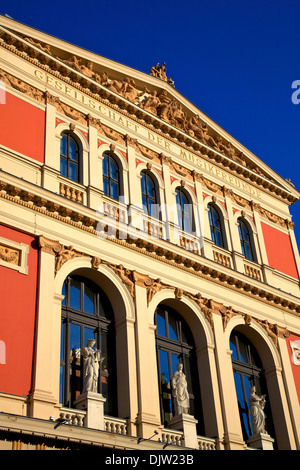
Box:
134 285 162 438
28 237 61 418
115 317 139 437
213 313 246 450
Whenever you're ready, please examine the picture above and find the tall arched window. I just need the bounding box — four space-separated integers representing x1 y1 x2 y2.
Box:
230 330 275 444
60 132 81 183
155 304 204 433
60 275 117 416
238 218 254 261
176 188 194 234
208 204 225 248
141 170 159 218
103 152 120 200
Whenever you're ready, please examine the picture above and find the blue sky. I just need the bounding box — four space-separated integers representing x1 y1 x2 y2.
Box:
1 0 300 243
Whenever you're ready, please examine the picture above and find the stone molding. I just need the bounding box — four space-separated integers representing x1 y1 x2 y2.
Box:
38 234 291 347
0 29 297 205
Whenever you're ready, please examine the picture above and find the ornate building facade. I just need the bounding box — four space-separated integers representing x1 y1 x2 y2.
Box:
0 15 300 451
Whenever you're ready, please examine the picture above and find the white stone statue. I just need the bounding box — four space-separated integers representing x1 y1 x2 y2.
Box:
171 363 190 415
82 339 100 393
249 386 267 435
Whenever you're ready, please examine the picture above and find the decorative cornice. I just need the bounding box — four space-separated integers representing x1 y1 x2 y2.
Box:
38 235 290 348
1 180 298 319
0 29 297 205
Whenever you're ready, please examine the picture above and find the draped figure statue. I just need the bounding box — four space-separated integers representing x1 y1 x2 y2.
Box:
171 363 190 415
249 386 267 435
82 339 101 393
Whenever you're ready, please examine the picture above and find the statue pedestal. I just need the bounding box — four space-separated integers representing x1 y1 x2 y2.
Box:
247 432 274 450
169 413 198 449
74 391 106 430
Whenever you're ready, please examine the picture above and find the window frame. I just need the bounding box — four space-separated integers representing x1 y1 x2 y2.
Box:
155 304 204 433
208 203 225 248
60 275 117 416
60 132 81 183
175 187 194 234
230 330 275 443
102 152 120 201
141 170 159 219
238 218 255 261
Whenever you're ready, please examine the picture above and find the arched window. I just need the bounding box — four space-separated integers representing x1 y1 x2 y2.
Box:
208 204 225 248
238 218 254 261
155 304 204 433
230 330 275 444
102 152 120 200
176 188 194 234
141 170 159 218
60 275 117 416
60 132 81 183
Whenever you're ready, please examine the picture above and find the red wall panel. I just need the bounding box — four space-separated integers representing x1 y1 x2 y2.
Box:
286 334 300 405
0 225 38 396
261 222 299 279
0 91 45 162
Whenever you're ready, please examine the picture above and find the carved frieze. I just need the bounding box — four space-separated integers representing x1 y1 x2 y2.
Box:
0 244 20 265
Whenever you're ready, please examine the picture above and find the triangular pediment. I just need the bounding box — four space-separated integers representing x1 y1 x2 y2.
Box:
0 14 299 204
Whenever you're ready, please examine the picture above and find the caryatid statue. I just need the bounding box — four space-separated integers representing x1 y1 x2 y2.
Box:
82 339 101 393
171 363 190 415
249 386 267 435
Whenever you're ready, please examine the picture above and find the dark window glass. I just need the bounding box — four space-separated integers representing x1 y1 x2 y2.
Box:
60 133 80 183
60 275 117 416
208 204 224 248
238 219 254 261
141 171 159 218
176 188 193 234
155 305 204 434
103 153 120 201
230 331 276 444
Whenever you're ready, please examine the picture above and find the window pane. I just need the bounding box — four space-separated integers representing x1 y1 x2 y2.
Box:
84 327 95 350
60 320 65 361
110 159 118 180
84 284 95 314
110 181 118 200
69 278 81 310
141 173 146 195
230 339 238 360
61 282 66 306
147 177 155 198
156 311 166 337
59 365 64 404
103 156 109 176
60 136 68 156
159 349 173 422
69 161 78 182
171 353 180 376
215 230 223 247
60 157 67 178
100 330 108 373
70 323 81 352
103 177 109 197
168 314 178 341
69 139 78 161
